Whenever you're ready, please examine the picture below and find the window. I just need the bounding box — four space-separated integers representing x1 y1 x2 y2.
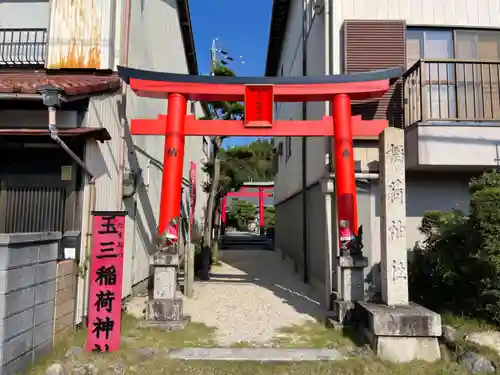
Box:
406 27 500 120
455 30 500 118
455 30 500 59
285 136 292 161
406 28 456 119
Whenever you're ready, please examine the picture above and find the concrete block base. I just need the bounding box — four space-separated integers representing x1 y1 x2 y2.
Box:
372 336 441 363
140 298 189 331
357 301 442 363
146 298 183 321
138 316 190 331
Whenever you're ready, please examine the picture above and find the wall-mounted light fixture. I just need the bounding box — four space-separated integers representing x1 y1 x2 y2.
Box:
123 170 140 198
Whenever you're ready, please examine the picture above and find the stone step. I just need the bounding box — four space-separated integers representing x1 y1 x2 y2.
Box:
167 347 344 362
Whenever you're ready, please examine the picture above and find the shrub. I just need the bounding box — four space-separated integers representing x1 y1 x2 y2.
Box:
409 209 478 314
469 182 500 325
409 170 500 326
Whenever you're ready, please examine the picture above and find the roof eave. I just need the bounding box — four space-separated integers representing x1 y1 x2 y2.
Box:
265 0 291 77
176 0 198 76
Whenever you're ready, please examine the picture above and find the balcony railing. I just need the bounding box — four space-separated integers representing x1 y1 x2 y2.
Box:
0 28 47 67
404 59 500 126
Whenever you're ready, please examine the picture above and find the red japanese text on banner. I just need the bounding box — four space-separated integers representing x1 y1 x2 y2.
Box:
86 211 126 353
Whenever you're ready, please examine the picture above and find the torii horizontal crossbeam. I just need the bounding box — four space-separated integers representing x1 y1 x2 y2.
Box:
130 114 387 137
117 66 403 102
226 191 273 197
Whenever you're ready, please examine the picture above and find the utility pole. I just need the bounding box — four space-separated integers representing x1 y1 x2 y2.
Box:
201 39 245 280
210 37 244 77
210 38 217 76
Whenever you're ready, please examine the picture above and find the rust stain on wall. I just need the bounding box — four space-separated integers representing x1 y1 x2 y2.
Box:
47 0 105 69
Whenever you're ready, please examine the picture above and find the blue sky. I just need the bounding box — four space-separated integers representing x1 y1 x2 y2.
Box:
189 0 272 148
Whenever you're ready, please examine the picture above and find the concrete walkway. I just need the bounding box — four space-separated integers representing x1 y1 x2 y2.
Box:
183 249 326 346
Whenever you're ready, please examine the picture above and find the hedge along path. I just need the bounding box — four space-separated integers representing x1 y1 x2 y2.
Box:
183 249 326 346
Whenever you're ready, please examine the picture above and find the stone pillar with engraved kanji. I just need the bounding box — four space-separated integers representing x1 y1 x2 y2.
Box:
379 128 408 305
357 127 442 363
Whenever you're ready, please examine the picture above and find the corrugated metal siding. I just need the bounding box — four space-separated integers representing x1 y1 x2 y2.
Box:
83 93 122 211
344 20 406 127
77 92 123 323
1 185 65 233
0 144 78 234
46 0 115 69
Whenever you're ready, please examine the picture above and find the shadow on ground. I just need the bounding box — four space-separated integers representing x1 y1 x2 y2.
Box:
211 235 325 323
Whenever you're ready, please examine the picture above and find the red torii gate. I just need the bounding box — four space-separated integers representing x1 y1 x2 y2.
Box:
117 66 402 252
221 187 274 229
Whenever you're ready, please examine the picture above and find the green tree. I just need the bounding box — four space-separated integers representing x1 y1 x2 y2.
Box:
227 199 256 231
202 139 276 228
264 206 275 229
409 169 500 326
200 64 244 279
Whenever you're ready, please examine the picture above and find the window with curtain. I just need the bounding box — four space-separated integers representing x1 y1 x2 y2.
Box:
455 30 500 119
406 28 455 119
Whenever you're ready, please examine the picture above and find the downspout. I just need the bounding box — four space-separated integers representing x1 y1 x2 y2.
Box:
117 0 133 209
322 0 334 310
47 106 97 326
324 0 332 171
301 0 309 284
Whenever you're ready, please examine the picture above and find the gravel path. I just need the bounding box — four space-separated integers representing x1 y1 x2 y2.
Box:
183 249 326 347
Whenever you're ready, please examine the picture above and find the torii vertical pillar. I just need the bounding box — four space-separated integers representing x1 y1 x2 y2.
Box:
259 187 265 234
221 196 227 226
142 93 189 330
331 94 368 326
333 94 358 247
159 93 187 235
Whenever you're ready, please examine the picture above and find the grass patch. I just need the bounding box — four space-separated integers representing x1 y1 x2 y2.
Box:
441 312 497 335
27 313 216 375
27 315 475 375
270 321 358 349
117 358 469 375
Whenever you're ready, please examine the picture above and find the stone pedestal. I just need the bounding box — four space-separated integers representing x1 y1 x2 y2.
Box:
331 255 368 326
139 249 190 330
358 128 441 362
357 302 442 362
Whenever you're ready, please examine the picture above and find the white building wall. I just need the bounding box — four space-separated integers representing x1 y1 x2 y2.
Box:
274 0 327 205
275 0 500 204
368 176 471 294
0 0 50 29
331 0 500 74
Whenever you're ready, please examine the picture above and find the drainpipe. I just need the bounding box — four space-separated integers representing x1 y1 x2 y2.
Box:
301 0 309 284
321 0 334 310
47 105 97 326
48 107 95 179
117 0 133 210
324 0 332 172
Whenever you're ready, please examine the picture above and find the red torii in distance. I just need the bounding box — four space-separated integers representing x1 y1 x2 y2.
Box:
221 187 274 229
118 66 402 250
